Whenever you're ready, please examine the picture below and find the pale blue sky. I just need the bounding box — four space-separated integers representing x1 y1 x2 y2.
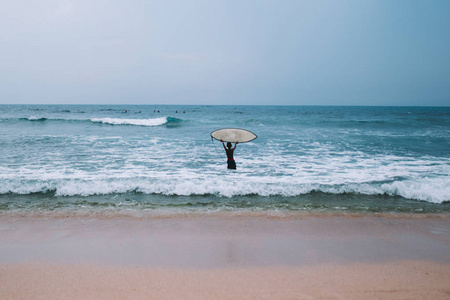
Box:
1 0 449 105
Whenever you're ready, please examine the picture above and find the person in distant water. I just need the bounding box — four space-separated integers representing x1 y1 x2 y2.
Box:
221 140 238 169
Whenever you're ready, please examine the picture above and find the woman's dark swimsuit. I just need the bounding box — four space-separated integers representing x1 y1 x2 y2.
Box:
225 148 236 169
227 159 236 169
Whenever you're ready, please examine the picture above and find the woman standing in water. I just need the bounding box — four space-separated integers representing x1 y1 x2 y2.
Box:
221 140 238 169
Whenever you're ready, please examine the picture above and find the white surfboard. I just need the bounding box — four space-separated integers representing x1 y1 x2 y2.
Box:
210 128 257 143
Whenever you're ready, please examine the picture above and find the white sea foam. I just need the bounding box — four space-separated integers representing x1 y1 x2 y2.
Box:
1 136 449 204
90 117 169 126
1 122 449 204
1 173 448 203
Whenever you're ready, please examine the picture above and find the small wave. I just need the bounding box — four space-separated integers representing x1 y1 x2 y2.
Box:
90 117 171 127
165 117 184 127
19 117 82 122
23 117 48 121
0 177 448 204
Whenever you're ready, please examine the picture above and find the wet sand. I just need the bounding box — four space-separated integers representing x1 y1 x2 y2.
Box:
0 213 449 299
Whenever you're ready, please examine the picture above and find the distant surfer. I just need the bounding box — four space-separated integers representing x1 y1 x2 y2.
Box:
221 140 238 169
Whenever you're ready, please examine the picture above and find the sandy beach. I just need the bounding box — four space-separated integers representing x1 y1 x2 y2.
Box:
0 213 449 299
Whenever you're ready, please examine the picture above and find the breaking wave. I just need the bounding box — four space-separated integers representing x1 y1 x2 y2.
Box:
0 177 448 204
90 117 170 126
12 117 183 127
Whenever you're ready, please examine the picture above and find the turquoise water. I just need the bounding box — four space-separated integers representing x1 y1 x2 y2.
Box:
0 105 449 214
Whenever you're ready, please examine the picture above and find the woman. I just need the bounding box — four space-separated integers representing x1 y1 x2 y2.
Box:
221 140 238 169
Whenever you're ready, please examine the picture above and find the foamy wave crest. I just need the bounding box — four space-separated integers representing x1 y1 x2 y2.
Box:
0 177 448 203
26 117 48 121
90 117 169 126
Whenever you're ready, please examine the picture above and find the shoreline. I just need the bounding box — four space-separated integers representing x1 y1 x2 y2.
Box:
2 208 450 219
1 213 449 299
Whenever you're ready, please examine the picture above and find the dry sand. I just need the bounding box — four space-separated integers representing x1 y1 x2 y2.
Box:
1 261 449 300
0 213 449 299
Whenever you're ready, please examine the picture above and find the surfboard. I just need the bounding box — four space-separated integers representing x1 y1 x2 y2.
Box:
210 128 257 143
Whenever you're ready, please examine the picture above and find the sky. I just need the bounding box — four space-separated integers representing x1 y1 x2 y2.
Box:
0 0 449 105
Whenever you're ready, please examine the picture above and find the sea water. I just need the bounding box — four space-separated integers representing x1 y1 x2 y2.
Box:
0 105 449 215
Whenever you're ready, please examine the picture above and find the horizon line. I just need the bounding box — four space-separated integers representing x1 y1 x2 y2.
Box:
1 103 449 107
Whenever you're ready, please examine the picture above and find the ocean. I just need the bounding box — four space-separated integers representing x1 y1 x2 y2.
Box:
0 105 449 215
